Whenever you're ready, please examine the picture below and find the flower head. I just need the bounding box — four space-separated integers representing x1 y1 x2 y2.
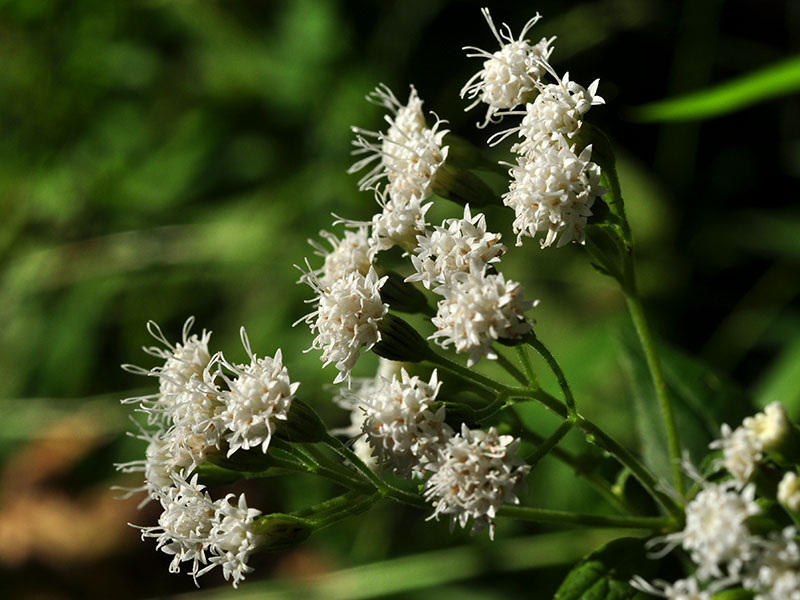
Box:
304 225 372 289
744 402 791 452
218 328 299 456
407 205 506 289
744 527 800 600
630 576 720 600
778 471 800 513
503 141 605 247
461 9 555 127
349 84 449 202
430 268 534 366
299 266 389 383
205 493 263 589
709 422 762 486
362 369 453 478
369 190 432 254
657 481 761 579
424 424 530 538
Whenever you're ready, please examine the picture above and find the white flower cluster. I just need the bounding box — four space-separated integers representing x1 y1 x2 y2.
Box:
119 319 298 585
424 424 530 539
332 358 528 535
463 9 606 248
137 474 261 588
710 402 792 486
635 403 800 599
361 368 452 478
348 84 448 253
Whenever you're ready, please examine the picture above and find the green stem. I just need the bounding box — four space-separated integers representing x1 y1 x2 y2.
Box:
508 388 683 519
524 420 574 468
527 333 577 418
516 426 636 515
425 349 507 392
497 506 675 531
495 349 529 386
515 345 538 387
624 290 685 497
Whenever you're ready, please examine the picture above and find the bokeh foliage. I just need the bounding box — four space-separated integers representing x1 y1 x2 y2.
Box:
0 0 798 598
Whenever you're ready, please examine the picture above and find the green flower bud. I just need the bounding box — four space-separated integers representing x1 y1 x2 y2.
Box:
379 270 435 316
274 399 328 444
251 514 313 551
373 314 430 363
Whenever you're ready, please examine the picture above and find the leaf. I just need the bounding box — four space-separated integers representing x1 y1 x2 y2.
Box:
632 55 800 122
554 537 654 600
619 328 753 479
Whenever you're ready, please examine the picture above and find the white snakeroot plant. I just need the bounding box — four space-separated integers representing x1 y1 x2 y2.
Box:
461 8 554 127
407 204 506 289
362 368 452 478
299 266 389 384
424 424 530 539
117 9 800 597
218 329 299 456
431 267 534 366
503 141 605 247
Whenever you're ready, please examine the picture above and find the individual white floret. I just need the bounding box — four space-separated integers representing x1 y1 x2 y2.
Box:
461 8 555 127
430 267 534 366
630 575 725 600
424 424 530 538
349 84 449 202
298 266 389 384
362 369 453 478
744 402 791 452
114 420 178 506
304 225 372 289
709 422 762 486
218 328 299 456
654 481 761 580
779 471 800 513
203 493 263 589
490 72 604 153
744 527 800 600
407 205 506 289
503 141 605 248
369 190 432 253
138 474 217 583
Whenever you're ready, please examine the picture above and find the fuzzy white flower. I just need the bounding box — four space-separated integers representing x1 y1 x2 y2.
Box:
503 141 605 247
745 527 800 600
145 318 213 400
204 493 263 589
424 424 530 538
407 205 506 289
654 481 761 579
349 84 449 202
114 421 178 506
499 73 604 154
218 328 299 456
362 369 453 478
369 190 432 253
779 471 800 513
431 267 534 366
138 474 217 582
709 422 762 486
461 8 555 127
299 266 389 384
744 402 791 452
305 225 372 289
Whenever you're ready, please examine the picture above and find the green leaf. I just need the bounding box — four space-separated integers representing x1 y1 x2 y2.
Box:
632 55 800 122
619 328 753 479
554 537 654 600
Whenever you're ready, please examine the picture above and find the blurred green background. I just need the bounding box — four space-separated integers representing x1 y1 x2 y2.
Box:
0 0 798 598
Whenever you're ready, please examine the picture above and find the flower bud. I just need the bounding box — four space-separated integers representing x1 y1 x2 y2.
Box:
431 163 501 209
373 314 430 363
745 402 800 465
379 271 435 316
274 399 328 444
250 514 313 551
